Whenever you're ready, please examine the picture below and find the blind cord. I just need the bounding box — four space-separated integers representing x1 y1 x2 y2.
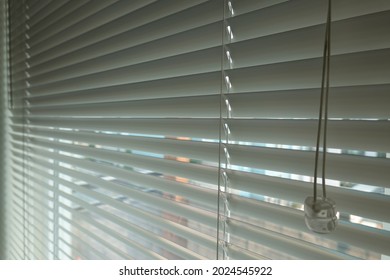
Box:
313 0 332 202
304 0 337 234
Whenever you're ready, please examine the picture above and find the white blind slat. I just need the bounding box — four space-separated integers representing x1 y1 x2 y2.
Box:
29 0 216 60
229 195 390 256
229 170 390 223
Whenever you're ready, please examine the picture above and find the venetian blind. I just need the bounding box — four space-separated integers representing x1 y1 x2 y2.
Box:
5 0 390 260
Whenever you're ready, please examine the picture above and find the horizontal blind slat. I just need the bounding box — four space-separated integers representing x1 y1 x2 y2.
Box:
29 0 216 60
227 50 390 93
57 173 217 252
26 48 221 89
227 219 356 260
23 127 220 163
228 119 390 153
27 137 219 194
27 167 209 260
27 95 221 118
15 83 390 120
58 210 137 259
230 0 390 42
30 0 120 40
229 145 390 187
228 84 390 119
23 151 218 229
28 117 221 140
30 22 223 78
228 170 390 223
228 195 390 256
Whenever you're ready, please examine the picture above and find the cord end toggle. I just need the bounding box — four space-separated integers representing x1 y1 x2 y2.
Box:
304 196 337 234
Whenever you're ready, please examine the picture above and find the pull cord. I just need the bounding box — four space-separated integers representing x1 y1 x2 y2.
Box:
313 0 332 202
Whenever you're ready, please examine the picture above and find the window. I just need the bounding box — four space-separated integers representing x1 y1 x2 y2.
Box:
2 0 389 260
